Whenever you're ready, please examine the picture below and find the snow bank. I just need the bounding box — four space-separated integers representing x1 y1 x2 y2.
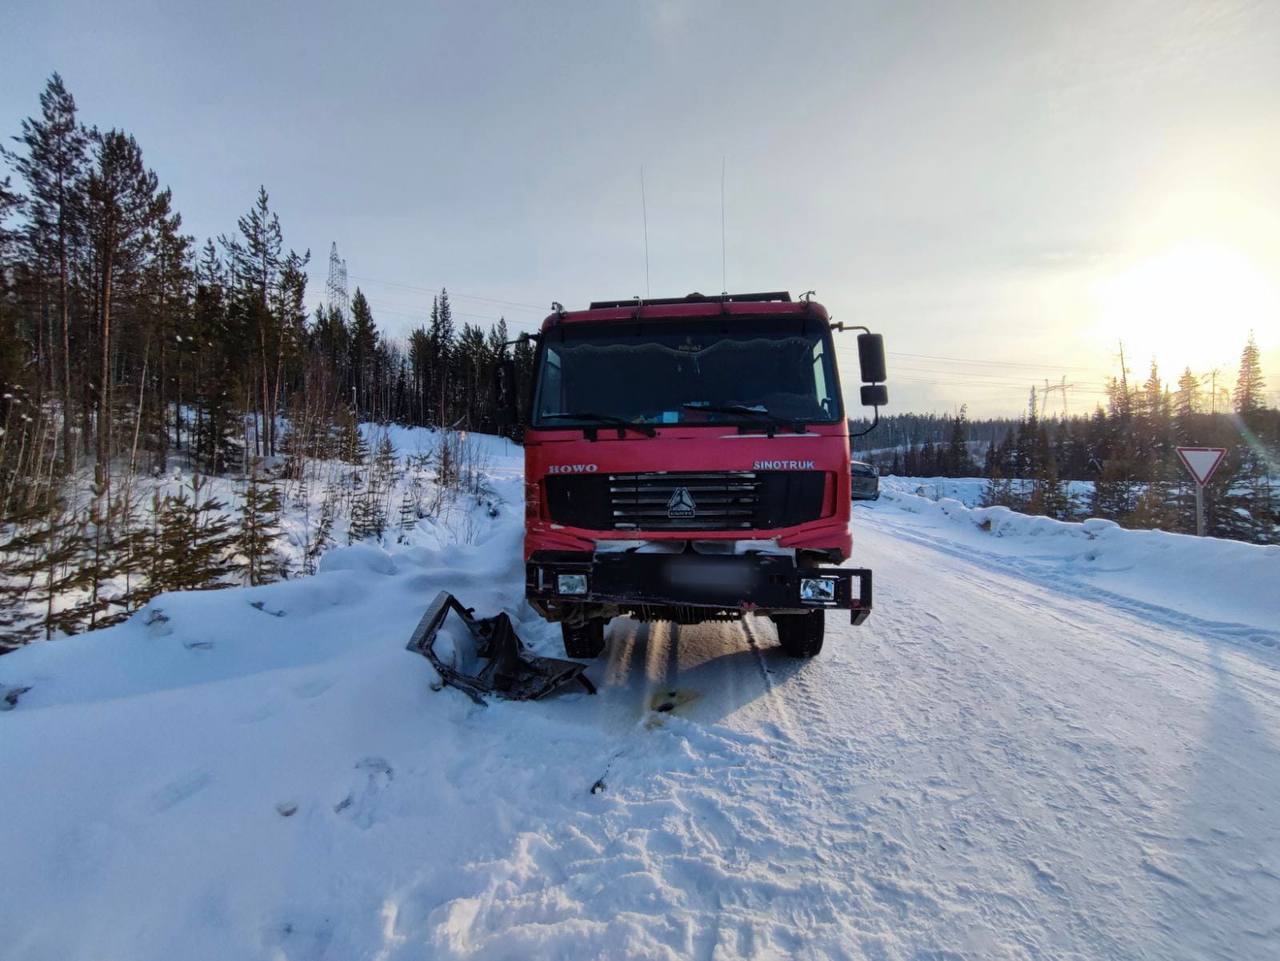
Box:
869 483 1280 637
881 475 1093 508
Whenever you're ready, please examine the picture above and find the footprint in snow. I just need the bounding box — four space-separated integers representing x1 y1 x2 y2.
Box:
293 677 335 700
150 770 212 813
1 686 31 711
263 915 334 958
144 608 173 636
649 688 700 714
334 756 393 828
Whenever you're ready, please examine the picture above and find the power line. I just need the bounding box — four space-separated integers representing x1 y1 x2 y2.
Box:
884 349 1096 372
360 297 543 333
346 274 547 313
342 269 1132 379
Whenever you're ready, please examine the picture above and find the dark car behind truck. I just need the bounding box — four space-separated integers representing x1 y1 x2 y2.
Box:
851 460 880 500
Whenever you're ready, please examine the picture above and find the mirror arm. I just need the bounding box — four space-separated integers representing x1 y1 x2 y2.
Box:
849 406 881 438
829 322 870 335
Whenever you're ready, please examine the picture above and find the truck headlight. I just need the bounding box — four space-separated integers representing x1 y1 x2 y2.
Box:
800 577 837 603
557 573 588 595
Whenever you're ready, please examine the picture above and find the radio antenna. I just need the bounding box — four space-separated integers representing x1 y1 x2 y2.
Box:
720 156 727 294
640 166 651 299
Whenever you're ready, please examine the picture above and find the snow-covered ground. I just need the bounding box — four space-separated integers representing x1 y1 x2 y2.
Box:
3 435 1279 960
881 475 1094 509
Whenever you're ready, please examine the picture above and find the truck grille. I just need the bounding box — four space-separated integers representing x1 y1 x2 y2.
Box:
544 470 826 532
609 471 760 530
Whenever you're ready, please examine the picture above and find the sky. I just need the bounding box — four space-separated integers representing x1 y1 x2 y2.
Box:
4 0 1279 416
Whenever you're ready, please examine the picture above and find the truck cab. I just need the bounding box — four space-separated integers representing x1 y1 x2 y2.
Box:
497 292 887 660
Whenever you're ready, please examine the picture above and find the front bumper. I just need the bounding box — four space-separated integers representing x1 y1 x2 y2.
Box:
527 550 873 624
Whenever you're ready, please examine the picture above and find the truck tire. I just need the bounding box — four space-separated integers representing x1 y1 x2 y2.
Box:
562 618 606 659
774 610 824 658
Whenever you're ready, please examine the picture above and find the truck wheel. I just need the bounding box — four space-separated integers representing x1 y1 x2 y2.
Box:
562 618 606 659
774 610 825 658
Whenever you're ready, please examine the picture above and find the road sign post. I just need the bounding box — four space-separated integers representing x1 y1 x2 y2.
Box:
1175 447 1228 537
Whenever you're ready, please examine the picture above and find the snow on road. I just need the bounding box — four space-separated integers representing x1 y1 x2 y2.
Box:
3 449 1279 960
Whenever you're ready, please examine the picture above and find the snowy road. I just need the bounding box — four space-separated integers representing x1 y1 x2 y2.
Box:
444 509 1280 960
3 471 1279 960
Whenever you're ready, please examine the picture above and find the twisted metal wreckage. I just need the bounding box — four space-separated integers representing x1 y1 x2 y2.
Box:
406 591 596 703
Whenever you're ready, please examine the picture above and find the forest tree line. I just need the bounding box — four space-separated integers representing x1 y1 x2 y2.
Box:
853 345 1278 543
0 75 529 648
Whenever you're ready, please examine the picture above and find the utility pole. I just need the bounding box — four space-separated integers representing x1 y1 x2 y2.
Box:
326 242 350 319
1041 375 1075 420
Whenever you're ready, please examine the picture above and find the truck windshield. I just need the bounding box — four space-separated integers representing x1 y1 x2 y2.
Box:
532 317 842 429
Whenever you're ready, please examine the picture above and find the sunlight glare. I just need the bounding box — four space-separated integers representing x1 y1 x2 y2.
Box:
1092 241 1279 377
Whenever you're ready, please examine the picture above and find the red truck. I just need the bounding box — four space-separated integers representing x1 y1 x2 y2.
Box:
494 291 887 661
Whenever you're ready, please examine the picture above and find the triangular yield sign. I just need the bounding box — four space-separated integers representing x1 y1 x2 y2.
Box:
1176 447 1227 486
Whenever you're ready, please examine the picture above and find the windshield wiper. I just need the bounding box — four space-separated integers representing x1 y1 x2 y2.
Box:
541 412 657 438
680 403 807 434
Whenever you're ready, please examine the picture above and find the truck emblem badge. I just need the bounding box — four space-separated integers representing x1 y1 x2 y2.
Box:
667 487 696 519
753 459 816 470
547 464 598 474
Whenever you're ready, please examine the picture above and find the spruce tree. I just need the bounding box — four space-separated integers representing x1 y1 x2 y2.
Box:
347 480 386 544
396 487 418 543
372 431 398 487
945 406 971 476
512 331 536 428
348 289 378 416
145 475 238 596
0 506 47 649
304 480 338 574
427 291 455 423
1234 332 1266 418
239 464 286 585
333 408 368 466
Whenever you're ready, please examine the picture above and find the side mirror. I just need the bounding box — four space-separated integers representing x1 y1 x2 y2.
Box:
493 359 518 426
860 384 888 407
857 333 887 384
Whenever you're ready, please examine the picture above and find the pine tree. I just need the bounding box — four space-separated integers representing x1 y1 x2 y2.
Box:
84 129 161 488
7 73 89 465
